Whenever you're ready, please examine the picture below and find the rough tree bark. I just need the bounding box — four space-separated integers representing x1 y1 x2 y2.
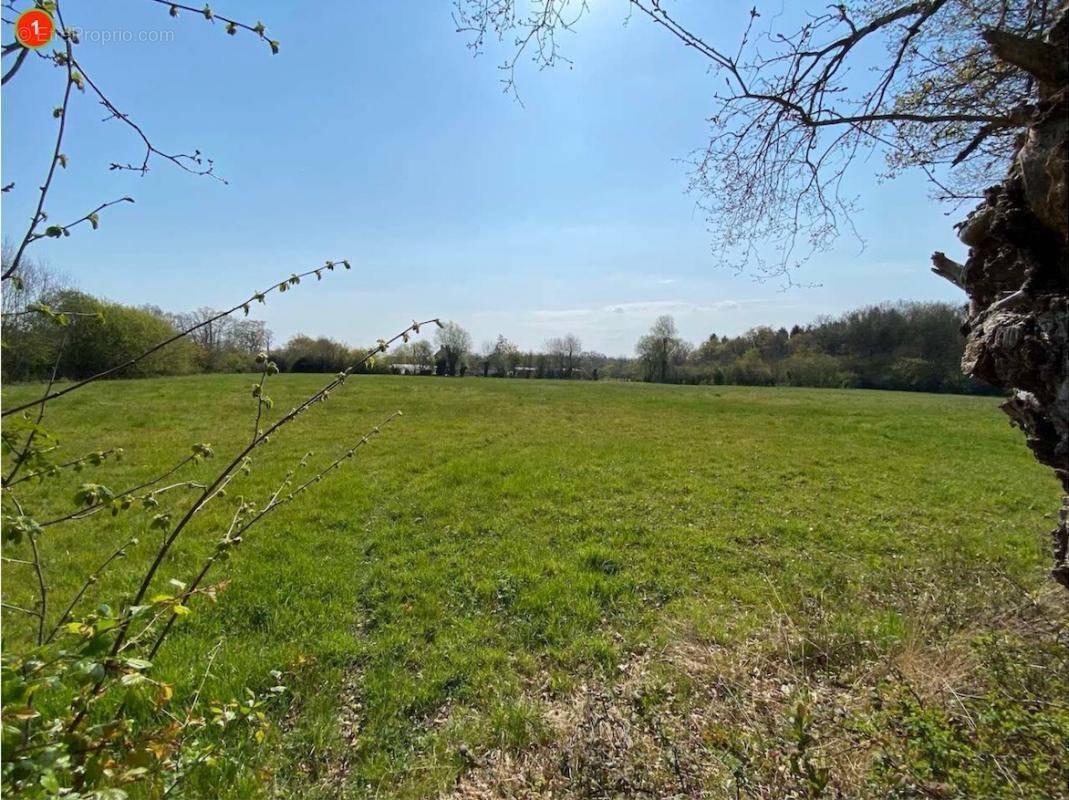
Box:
932 6 1068 587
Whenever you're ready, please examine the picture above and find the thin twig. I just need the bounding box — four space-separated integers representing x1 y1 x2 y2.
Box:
26 197 135 243
38 455 201 528
1 43 27 84
2 602 42 618
71 55 226 182
3 301 72 488
28 532 47 645
250 356 271 443
2 3 73 282
45 537 137 643
146 0 278 53
5 447 123 489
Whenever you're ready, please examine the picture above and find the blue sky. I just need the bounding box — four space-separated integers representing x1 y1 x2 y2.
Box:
2 0 970 355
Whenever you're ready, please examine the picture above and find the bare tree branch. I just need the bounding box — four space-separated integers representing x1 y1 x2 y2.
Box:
455 0 1050 278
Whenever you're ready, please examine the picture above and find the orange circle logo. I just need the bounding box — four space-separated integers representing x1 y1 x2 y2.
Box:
14 8 55 49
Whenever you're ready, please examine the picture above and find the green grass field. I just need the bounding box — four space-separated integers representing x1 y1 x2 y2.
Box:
3 375 1065 798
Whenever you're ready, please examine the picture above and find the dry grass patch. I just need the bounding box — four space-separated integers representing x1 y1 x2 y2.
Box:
444 581 1068 799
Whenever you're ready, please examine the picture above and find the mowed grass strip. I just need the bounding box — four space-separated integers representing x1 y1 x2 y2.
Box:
2 375 1060 796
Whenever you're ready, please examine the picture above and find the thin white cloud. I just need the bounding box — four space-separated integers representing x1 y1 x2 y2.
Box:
527 298 775 320
467 297 806 353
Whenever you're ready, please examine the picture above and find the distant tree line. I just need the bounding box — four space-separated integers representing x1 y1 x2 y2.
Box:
0 258 381 381
2 257 988 395
1 259 262 380
639 302 992 394
393 302 993 395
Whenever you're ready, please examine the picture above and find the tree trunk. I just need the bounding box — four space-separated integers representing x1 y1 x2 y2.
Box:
932 6 1068 587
